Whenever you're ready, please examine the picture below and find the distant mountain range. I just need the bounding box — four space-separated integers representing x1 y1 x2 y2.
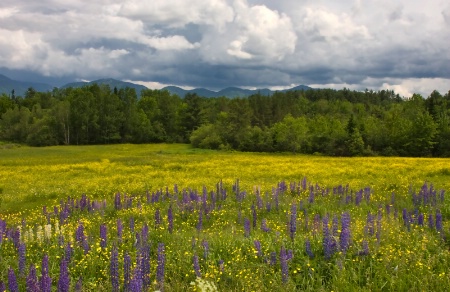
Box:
0 74 313 98
0 74 54 97
60 78 148 94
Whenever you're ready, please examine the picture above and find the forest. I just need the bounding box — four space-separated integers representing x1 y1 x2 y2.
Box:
0 85 449 157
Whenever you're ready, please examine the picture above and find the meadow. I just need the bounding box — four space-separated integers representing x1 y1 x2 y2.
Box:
1 144 450 291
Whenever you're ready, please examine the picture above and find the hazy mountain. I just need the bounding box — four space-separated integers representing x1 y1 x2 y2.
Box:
60 78 148 93
0 73 313 99
161 84 313 98
0 74 54 97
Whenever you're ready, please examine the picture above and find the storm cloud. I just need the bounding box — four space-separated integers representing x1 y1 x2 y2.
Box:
0 0 449 96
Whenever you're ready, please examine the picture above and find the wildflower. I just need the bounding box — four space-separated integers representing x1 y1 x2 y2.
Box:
44 224 52 240
261 218 270 232
269 252 277 265
193 255 201 277
168 206 173 234
124 253 131 292
157 243 166 290
117 219 123 243
254 240 262 257
358 240 369 256
0 281 5 292
418 213 424 226
289 204 297 240
26 264 39 292
40 254 52 292
197 211 203 232
305 239 314 258
58 259 70 292
74 277 82 292
322 216 334 259
244 218 250 237
252 204 257 228
129 217 135 233
339 212 351 253
110 247 119 292
436 210 443 232
154 209 162 227
36 226 43 243
18 242 26 276
140 243 151 288
280 246 289 284
100 224 107 248
202 240 209 260
8 267 19 292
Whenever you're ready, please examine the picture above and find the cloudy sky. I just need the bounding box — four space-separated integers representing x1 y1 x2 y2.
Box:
0 0 449 96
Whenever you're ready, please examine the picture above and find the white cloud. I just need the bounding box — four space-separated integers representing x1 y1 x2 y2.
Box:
0 0 448 94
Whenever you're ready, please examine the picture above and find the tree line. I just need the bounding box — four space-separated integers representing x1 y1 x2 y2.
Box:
0 84 449 157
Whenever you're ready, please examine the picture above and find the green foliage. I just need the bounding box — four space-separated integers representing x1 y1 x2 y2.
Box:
1 85 450 156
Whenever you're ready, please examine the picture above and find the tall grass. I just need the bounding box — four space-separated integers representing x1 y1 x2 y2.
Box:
0 144 450 291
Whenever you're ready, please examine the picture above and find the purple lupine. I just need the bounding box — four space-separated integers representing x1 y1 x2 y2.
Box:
254 240 262 257
269 252 277 265
131 265 143 292
117 219 123 243
168 206 173 234
74 278 82 292
156 243 166 290
202 240 209 260
124 253 131 292
322 216 334 259
75 222 85 244
244 218 251 237
305 239 314 258
339 212 351 253
11 227 20 249
332 215 339 237
218 259 224 272
261 218 270 232
58 259 70 292
8 268 19 292
129 217 135 233
359 240 369 256
155 209 162 227
18 242 26 276
365 212 375 236
197 211 203 232
100 224 107 248
141 223 149 243
64 242 73 263
0 281 5 292
26 264 40 292
193 255 201 277
289 204 297 240
110 247 119 292
252 204 257 228
115 192 122 210
280 246 289 284
40 254 52 292
418 213 424 226
428 214 434 229
436 210 443 232
140 243 151 288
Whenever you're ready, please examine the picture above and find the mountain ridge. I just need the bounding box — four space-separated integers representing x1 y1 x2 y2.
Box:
0 74 313 98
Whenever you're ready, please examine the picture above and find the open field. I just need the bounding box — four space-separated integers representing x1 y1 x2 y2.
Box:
1 144 450 291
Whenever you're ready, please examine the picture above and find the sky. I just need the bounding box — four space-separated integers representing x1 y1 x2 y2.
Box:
0 0 449 97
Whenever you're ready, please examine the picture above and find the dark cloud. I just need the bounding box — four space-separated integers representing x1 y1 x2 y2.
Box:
0 0 448 96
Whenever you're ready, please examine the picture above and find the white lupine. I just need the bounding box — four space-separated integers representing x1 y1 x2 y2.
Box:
36 226 43 243
28 227 34 242
44 224 52 240
17 226 22 242
55 221 60 235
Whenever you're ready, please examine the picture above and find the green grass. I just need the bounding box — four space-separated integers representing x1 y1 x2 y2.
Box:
1 144 450 291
